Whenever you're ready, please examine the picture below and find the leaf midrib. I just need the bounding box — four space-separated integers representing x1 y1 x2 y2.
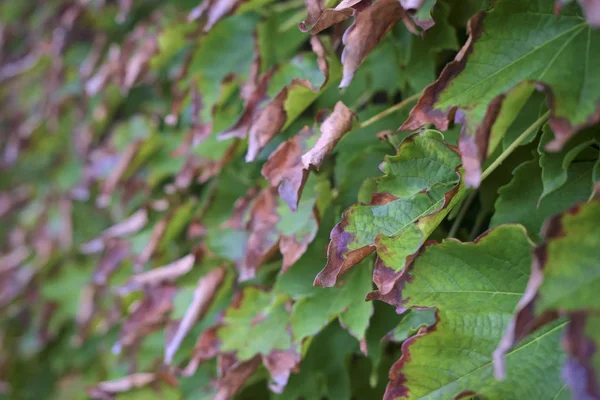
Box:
437 22 587 109
416 321 567 400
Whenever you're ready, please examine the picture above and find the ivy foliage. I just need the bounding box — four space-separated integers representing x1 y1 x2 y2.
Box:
1 0 599 399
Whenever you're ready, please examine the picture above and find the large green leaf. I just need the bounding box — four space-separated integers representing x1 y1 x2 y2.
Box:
495 199 600 398
372 225 567 399
402 0 600 184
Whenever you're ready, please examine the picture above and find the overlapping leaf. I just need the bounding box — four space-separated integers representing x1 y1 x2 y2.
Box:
262 101 356 210
3 0 600 398
402 0 600 186
495 198 600 398
374 225 567 399
315 130 462 289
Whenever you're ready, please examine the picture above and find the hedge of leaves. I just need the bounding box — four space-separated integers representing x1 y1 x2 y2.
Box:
1 0 600 399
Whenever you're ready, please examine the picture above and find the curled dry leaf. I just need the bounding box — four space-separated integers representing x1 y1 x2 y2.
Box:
302 101 356 169
494 198 600 397
164 267 227 364
400 0 437 30
188 0 245 32
299 0 365 34
242 188 281 280
90 373 156 398
119 254 196 295
262 348 301 394
183 325 222 376
262 127 313 212
116 0 133 23
135 217 168 270
115 284 177 351
217 45 274 141
0 267 35 309
81 208 148 254
92 239 130 285
219 37 331 162
0 246 29 274
339 0 416 88
561 312 600 399
240 180 323 279
0 186 31 218
215 354 262 400
121 30 158 92
263 101 356 210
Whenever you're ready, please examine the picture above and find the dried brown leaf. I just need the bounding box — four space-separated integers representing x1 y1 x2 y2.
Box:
183 325 222 376
263 101 355 210
299 0 365 34
215 354 262 400
262 127 313 211
339 0 416 87
135 217 168 271
119 254 196 295
164 267 227 364
302 101 356 168
0 246 29 274
262 348 301 394
92 239 130 286
89 372 172 399
223 36 329 161
188 0 245 32
115 284 177 351
242 188 281 280
81 208 148 254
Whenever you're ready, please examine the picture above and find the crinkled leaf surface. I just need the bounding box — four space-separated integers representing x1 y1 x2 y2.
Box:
380 225 567 400
315 130 461 287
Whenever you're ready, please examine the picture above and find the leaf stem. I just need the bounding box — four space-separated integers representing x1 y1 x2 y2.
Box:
359 91 422 129
447 189 476 238
468 209 487 241
481 111 550 181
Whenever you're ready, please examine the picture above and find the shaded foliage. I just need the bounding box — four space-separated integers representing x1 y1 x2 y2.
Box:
1 0 600 399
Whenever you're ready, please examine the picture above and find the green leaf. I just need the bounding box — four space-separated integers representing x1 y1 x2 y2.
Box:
535 201 600 313
289 258 373 342
538 123 600 200
363 2 458 94
491 156 594 238
495 199 600 398
276 322 359 400
374 225 567 399
383 308 436 343
315 130 462 288
401 0 437 30
402 0 600 184
218 287 292 360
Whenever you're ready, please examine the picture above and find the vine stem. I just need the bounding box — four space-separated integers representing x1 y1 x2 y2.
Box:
445 110 549 238
480 110 550 181
447 189 476 238
359 91 422 129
